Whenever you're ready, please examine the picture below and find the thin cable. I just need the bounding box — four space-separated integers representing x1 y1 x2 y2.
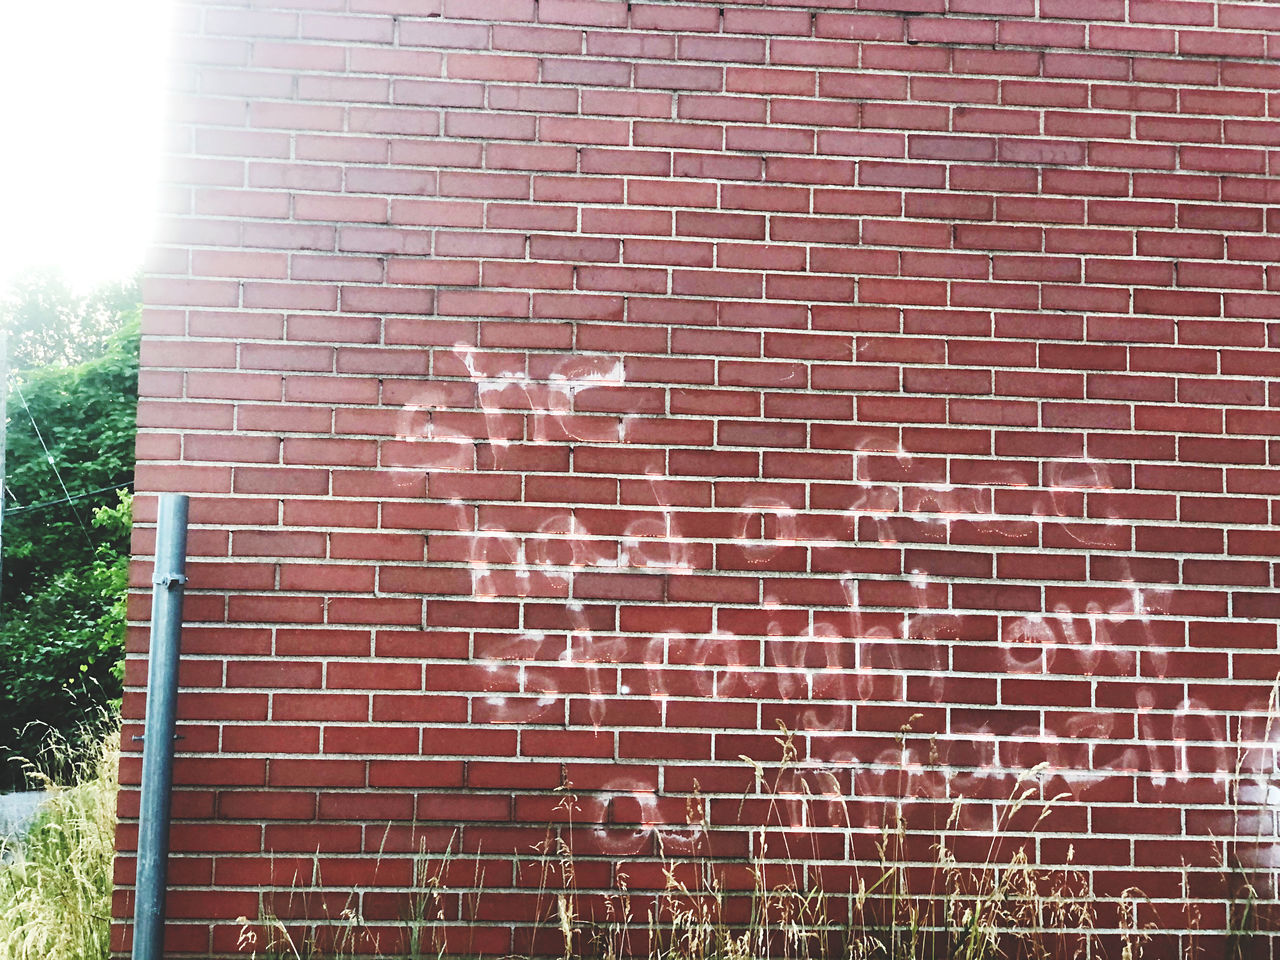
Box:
3 481 133 516
13 381 95 551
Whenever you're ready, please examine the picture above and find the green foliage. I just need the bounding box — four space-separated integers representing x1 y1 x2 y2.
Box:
2 268 139 373
1 273 138 786
0 494 132 786
3 312 139 590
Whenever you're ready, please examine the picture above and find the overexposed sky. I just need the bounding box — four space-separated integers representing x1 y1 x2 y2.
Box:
0 0 173 294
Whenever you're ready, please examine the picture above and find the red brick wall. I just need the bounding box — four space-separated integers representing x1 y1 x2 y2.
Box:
117 0 1280 954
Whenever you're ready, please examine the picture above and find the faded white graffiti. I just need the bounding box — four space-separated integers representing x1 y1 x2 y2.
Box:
375 349 1280 877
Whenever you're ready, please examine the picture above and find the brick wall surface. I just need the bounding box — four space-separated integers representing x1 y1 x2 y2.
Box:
116 0 1280 955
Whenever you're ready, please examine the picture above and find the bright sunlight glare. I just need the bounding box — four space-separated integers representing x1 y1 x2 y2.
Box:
0 0 174 294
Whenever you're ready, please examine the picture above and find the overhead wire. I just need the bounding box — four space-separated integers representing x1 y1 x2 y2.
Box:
12 380 95 552
3 481 133 517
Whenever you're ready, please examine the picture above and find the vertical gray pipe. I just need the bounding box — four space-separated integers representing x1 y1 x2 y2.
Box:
131 493 189 960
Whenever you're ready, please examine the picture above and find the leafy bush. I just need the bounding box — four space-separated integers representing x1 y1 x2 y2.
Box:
0 492 131 786
1 274 138 786
3 268 139 372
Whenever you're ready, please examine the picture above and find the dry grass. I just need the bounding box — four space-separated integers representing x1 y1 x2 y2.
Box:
0 727 119 960
539 722 1130 960
237 832 463 960
237 723 1170 960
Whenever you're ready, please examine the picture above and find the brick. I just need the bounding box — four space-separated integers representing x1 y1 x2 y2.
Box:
537 0 627 27
127 4 1280 948
634 62 723 92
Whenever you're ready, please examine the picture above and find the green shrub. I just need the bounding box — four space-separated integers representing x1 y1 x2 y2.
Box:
0 274 138 787
0 489 131 787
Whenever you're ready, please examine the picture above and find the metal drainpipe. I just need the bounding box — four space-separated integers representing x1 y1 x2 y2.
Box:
131 493 190 960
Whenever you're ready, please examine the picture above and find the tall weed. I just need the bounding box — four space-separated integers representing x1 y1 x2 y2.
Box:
238 723 1139 959
237 832 460 960
541 723 1111 960
0 727 119 960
